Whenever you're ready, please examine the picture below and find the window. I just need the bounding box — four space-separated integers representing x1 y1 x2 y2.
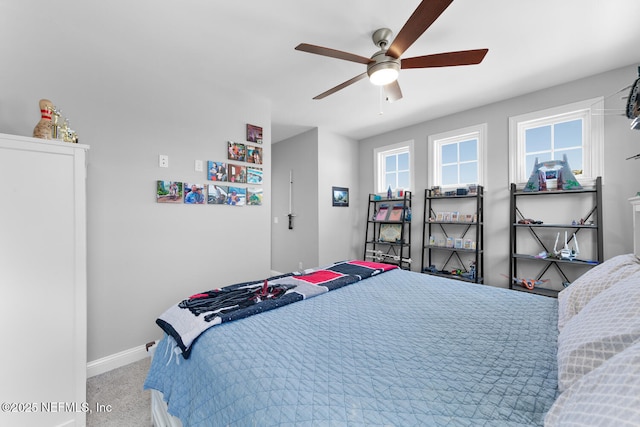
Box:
374 140 414 193
428 124 487 189
509 98 603 186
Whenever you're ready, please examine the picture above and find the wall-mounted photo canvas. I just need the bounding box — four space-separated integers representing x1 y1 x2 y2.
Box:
246 145 263 164
332 186 349 207
228 163 247 183
208 161 228 182
247 187 263 206
246 124 262 144
207 184 228 204
184 183 205 204
247 167 263 184
156 181 183 203
227 187 246 206
227 141 246 162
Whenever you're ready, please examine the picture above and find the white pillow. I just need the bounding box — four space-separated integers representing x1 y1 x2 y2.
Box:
545 341 640 426
557 253 640 331
556 271 640 391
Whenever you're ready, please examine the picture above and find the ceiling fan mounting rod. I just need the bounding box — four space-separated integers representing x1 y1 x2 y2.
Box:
372 28 393 50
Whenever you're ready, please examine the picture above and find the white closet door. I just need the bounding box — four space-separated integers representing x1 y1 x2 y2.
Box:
0 134 88 427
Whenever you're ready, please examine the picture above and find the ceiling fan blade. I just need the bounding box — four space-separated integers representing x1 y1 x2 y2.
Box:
387 0 453 59
295 43 373 65
313 73 368 100
384 80 403 102
401 49 488 69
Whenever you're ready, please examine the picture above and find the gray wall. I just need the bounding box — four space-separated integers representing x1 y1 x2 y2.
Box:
0 74 271 362
272 128 319 273
358 64 640 287
272 128 360 273
317 129 361 265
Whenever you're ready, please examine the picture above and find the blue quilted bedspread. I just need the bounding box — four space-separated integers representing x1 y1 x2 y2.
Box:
144 269 559 426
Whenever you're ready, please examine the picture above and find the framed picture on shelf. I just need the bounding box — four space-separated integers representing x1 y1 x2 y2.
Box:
246 124 263 144
387 205 403 221
332 186 349 207
379 224 402 243
375 205 389 221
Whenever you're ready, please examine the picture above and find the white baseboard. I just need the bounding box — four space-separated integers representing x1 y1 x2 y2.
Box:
87 340 159 378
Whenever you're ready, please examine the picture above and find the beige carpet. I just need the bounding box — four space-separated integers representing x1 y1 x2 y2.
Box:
86 357 152 427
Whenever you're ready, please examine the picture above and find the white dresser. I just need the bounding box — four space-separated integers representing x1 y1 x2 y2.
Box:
0 133 88 426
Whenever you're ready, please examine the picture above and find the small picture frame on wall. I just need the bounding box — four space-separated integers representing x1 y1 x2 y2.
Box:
227 187 246 206
332 186 349 207
247 187 263 206
207 184 228 204
247 167 263 184
183 183 205 204
246 124 263 144
246 145 263 164
208 161 228 182
228 141 246 162
156 181 183 203
228 163 247 183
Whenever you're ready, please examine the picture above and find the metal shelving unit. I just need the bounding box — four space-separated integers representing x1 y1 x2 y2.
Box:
421 186 484 283
363 192 412 269
509 177 603 297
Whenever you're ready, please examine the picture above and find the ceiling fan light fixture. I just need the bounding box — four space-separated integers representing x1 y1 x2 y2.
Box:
369 66 399 86
367 56 400 86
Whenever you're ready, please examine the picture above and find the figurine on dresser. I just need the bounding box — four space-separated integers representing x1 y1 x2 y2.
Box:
33 98 54 139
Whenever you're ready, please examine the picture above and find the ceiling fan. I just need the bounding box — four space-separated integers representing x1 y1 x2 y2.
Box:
295 0 488 102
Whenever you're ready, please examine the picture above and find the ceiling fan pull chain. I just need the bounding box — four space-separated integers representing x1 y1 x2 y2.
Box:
379 86 385 115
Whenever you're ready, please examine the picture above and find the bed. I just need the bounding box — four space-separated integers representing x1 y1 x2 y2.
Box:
144 258 640 426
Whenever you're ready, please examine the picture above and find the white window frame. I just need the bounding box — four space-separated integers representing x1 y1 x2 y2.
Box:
508 97 604 188
374 140 414 193
428 123 487 189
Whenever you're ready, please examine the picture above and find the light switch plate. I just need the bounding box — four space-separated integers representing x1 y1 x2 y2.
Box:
195 160 203 172
159 155 169 168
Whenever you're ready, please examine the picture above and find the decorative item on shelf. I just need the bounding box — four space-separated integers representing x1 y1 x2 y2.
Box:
379 223 402 243
523 155 582 192
32 99 79 143
456 188 468 196
33 98 54 139
502 274 549 290
387 185 392 199
554 231 579 260
431 186 441 196
51 106 61 139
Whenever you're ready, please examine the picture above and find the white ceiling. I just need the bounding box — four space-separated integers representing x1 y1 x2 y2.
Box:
4 0 640 142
